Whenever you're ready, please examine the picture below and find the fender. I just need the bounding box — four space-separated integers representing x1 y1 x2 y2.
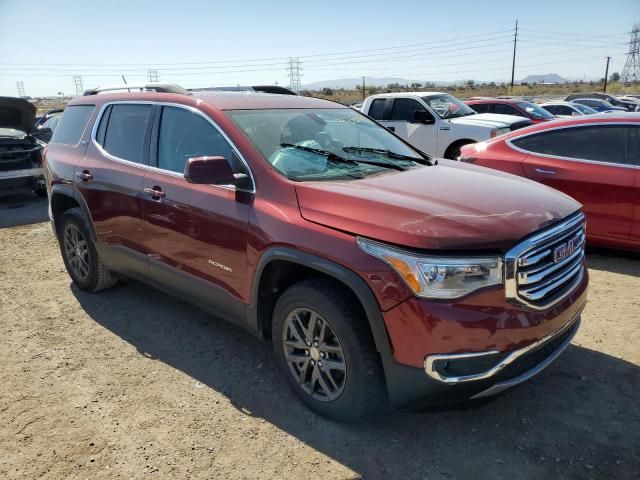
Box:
49 183 97 241
248 247 393 359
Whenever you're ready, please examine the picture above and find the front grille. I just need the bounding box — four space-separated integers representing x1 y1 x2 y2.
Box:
505 213 586 310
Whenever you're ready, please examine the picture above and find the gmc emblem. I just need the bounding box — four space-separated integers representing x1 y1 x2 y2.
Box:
553 236 580 264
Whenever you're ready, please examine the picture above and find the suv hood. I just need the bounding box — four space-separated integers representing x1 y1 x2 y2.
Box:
450 113 528 128
295 160 581 251
0 97 36 133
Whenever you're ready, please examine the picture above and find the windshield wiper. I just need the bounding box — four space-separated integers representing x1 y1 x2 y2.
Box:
342 147 421 162
280 143 407 171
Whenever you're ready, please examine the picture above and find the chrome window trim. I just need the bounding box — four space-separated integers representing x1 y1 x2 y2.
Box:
505 121 640 170
90 100 256 193
424 308 582 384
504 212 585 311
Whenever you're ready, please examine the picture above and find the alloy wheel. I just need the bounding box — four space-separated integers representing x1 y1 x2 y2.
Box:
282 308 347 401
63 223 90 281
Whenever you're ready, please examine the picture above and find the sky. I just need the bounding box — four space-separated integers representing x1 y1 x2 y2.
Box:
0 0 637 97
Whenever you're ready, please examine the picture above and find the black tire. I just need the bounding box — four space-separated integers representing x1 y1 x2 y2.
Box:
271 278 385 422
58 207 117 292
34 186 47 198
444 140 474 160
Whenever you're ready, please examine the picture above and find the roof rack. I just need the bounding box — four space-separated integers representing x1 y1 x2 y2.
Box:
192 85 297 96
83 82 190 96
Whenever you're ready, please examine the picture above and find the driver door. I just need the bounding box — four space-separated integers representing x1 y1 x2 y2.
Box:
383 98 437 155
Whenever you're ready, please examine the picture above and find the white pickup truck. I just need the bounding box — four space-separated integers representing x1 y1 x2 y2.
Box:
361 92 532 159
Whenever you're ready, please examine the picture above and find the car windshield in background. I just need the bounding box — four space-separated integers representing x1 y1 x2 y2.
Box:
518 101 555 120
421 94 476 119
573 103 598 114
227 108 427 182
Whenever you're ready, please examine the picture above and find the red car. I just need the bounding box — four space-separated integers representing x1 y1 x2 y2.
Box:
44 85 587 421
459 113 640 251
466 98 556 124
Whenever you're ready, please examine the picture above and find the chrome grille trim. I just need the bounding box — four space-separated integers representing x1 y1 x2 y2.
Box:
505 212 586 310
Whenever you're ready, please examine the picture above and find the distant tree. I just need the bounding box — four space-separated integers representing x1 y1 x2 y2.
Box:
609 72 620 82
466 79 475 87
410 82 422 89
322 88 334 96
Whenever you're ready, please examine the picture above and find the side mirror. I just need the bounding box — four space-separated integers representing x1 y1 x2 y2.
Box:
184 156 236 185
414 110 435 124
36 127 53 135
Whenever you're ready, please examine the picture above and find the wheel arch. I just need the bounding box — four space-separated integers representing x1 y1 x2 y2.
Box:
444 138 476 159
50 185 96 240
248 247 393 361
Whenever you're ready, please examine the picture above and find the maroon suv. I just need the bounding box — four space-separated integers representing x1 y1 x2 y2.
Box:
44 86 588 421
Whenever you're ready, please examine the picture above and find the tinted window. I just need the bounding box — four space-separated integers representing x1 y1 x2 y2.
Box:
492 103 522 116
469 103 489 114
542 105 557 114
368 99 386 120
51 105 94 145
514 126 637 165
158 106 241 175
556 105 575 116
102 104 152 164
390 98 426 122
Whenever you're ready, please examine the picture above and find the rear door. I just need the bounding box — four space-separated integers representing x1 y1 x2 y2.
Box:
630 126 640 245
520 124 637 242
76 102 153 272
382 98 437 154
140 104 253 317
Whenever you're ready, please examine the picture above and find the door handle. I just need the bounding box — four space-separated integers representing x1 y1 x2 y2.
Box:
75 170 93 182
143 186 166 199
534 168 556 175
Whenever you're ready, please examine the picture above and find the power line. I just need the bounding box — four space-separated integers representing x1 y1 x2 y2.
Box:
621 23 640 87
147 69 160 82
287 57 302 93
16 81 25 97
73 76 83 96
511 20 518 92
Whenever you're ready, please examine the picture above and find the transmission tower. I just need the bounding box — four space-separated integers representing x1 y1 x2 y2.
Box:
621 23 640 87
16 81 25 97
73 76 84 96
287 58 302 93
147 69 160 82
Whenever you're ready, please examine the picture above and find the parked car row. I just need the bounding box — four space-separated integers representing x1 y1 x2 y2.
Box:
40 83 591 421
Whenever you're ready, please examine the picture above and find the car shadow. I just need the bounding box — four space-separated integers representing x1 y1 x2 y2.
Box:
71 281 640 479
586 248 640 277
0 188 48 228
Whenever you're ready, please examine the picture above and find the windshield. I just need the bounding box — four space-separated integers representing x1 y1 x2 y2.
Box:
573 103 597 114
517 101 555 120
421 94 476 119
227 108 427 182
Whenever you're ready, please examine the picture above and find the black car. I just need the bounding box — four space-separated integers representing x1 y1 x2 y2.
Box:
0 97 46 196
33 109 64 143
565 92 637 112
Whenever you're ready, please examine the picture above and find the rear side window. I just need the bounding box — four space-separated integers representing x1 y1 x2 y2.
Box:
513 125 637 165
469 103 489 114
368 99 386 120
492 103 522 117
51 105 94 145
390 98 426 122
102 104 152 164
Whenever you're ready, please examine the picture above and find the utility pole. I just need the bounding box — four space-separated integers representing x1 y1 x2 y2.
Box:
16 81 25 97
73 76 84 96
510 20 518 93
362 76 365 100
603 56 611 92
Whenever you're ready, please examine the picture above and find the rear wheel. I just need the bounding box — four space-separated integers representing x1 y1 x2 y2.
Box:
58 208 117 292
272 278 385 422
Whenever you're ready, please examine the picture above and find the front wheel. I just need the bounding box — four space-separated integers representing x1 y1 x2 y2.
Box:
58 208 117 292
444 140 474 160
271 278 385 422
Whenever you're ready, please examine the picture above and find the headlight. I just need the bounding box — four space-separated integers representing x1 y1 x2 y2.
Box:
357 237 503 299
490 127 511 138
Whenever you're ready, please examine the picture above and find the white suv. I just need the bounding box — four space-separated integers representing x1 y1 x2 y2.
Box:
361 92 532 158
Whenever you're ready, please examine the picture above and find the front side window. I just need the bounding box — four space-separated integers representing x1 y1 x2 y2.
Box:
102 104 152 164
368 99 386 120
493 103 522 117
227 108 426 182
157 106 239 175
51 105 94 145
390 98 426 122
513 125 636 165
469 103 489 114
421 94 476 119
517 102 555 120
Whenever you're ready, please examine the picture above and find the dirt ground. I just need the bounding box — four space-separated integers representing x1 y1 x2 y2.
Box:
0 189 638 480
